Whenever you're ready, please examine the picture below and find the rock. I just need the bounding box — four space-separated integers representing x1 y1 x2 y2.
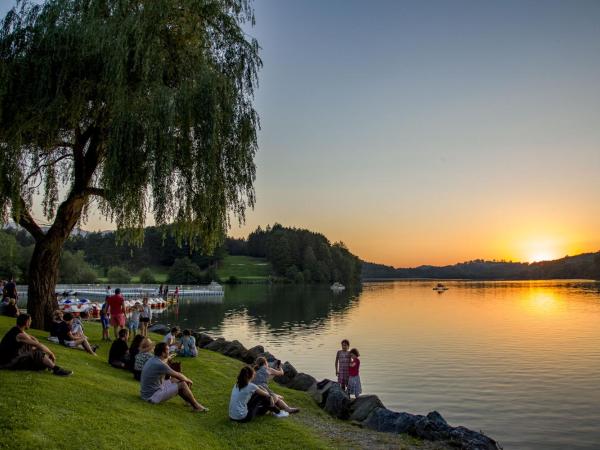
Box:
323 383 351 419
193 332 214 348
287 372 317 391
221 340 249 361
447 426 501 450
262 351 277 363
349 395 384 422
204 338 228 352
273 361 298 385
362 407 418 434
246 345 265 362
308 379 335 405
413 413 449 441
148 324 170 335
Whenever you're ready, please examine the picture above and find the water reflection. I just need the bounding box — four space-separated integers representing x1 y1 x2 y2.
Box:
159 284 362 336
155 280 600 450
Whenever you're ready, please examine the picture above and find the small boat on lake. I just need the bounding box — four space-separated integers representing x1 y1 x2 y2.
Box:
433 283 448 292
330 282 346 291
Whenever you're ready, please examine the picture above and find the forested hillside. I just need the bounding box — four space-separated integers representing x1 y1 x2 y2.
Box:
362 253 600 280
228 224 362 285
0 223 362 285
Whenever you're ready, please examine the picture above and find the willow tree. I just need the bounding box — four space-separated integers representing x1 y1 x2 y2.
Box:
0 0 260 329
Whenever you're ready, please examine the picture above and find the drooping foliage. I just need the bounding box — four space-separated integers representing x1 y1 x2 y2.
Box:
0 0 261 327
0 0 260 248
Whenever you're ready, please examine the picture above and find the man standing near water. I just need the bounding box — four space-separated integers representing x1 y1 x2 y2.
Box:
107 288 126 339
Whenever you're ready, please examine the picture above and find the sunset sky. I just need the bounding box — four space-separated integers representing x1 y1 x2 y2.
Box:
4 0 600 267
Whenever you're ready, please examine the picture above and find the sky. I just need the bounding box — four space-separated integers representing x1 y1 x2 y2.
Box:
2 0 600 267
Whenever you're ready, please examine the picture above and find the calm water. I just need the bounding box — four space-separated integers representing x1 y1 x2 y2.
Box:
156 280 600 450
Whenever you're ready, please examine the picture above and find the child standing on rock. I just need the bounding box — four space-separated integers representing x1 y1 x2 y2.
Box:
348 348 362 398
335 339 351 391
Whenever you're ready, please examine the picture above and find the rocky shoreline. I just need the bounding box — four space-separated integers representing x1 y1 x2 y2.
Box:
149 324 501 450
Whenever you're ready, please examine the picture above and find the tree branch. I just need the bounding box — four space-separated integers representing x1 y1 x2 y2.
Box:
12 197 45 242
84 187 106 198
22 153 72 186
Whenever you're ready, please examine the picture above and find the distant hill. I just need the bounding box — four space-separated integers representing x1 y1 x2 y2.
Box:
362 252 600 280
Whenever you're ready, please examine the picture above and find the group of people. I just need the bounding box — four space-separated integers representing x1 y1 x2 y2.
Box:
335 339 362 398
100 288 152 341
0 287 367 425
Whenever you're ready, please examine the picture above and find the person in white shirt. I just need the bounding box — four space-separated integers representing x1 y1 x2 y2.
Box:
229 366 285 422
139 297 152 337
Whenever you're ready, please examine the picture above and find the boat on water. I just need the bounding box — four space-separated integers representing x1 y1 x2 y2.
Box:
433 283 448 292
330 282 346 291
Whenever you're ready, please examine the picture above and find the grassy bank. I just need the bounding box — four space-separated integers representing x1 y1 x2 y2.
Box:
0 316 437 450
217 255 273 282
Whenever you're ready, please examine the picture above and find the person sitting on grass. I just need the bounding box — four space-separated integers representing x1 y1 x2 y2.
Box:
177 329 197 357
108 328 130 369
0 314 72 376
56 312 98 356
3 298 19 317
140 342 208 412
70 316 86 340
253 357 300 414
50 310 63 338
133 337 154 381
128 334 144 371
229 366 284 422
163 327 181 353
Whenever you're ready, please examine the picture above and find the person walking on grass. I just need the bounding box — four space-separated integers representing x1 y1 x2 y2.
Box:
100 297 111 341
140 342 208 412
335 339 351 392
106 288 126 339
0 314 72 376
139 297 152 337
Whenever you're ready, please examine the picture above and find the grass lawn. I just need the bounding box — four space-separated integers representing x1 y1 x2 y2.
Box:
0 316 432 450
217 255 273 281
0 317 330 450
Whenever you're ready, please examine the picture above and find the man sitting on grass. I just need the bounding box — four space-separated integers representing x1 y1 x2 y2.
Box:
108 328 130 368
0 314 72 376
140 342 208 412
56 312 98 356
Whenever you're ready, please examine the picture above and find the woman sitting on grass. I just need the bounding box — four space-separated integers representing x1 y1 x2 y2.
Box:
229 366 284 422
128 334 145 370
56 312 98 356
254 357 300 414
177 329 197 357
133 337 154 381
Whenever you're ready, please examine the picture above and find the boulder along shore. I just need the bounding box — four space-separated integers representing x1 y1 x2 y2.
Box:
149 324 501 450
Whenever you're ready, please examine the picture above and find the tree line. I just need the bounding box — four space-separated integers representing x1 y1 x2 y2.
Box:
0 223 363 285
362 253 600 280
227 224 362 285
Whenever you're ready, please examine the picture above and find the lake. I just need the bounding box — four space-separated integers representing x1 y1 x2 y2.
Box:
144 281 600 448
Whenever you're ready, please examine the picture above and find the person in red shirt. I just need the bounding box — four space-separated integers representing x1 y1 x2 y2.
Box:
348 348 362 398
107 288 126 338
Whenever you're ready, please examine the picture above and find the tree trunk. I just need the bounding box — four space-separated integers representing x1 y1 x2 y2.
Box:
27 234 65 330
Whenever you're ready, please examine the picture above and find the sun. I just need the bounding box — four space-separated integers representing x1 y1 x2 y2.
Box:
528 251 557 263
